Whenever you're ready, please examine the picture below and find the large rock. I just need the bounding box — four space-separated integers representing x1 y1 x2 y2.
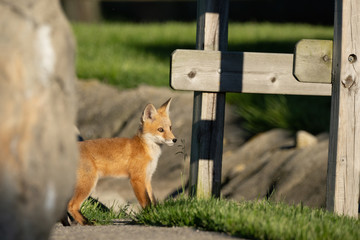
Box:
0 1 77 239
222 130 329 208
271 137 328 207
222 128 294 183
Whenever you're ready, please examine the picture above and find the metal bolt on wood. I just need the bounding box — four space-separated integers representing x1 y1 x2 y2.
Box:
323 55 330 62
348 54 357 63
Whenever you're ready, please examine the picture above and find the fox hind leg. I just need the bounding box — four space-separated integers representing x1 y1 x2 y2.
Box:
60 211 74 226
67 172 98 225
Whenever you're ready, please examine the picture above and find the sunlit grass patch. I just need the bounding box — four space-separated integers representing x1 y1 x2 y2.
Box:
80 197 130 225
132 197 360 240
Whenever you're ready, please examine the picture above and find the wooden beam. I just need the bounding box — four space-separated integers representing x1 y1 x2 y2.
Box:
189 0 229 198
293 39 333 84
326 0 360 217
171 50 332 96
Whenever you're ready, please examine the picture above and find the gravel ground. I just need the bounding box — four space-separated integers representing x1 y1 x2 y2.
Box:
49 222 242 240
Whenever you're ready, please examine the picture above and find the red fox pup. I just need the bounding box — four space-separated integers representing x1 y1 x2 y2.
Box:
67 98 176 225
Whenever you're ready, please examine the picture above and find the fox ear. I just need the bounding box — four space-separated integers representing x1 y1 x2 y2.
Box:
159 98 172 115
142 104 157 122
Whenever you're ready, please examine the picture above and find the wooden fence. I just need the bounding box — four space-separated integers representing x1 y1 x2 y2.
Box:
170 0 360 217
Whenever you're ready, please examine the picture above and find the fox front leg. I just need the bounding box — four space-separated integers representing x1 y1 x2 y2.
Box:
130 178 152 208
145 180 157 205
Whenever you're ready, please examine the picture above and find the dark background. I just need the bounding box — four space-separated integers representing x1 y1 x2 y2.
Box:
100 0 334 25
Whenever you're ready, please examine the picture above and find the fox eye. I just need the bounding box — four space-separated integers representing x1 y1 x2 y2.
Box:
170 126 172 131
158 127 164 132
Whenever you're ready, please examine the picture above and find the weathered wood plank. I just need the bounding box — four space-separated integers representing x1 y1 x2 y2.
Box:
171 50 332 96
189 0 229 199
293 39 333 83
326 0 360 217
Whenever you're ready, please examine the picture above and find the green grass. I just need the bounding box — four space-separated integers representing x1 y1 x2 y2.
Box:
80 197 129 225
227 94 331 134
72 22 196 88
72 21 334 134
81 197 360 240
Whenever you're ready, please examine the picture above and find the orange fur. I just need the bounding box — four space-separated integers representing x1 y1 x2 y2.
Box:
66 99 176 225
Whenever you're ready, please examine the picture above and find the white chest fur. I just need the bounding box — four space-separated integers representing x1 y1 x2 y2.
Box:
144 136 162 182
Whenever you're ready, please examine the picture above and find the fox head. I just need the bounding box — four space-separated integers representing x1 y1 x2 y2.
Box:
140 98 177 146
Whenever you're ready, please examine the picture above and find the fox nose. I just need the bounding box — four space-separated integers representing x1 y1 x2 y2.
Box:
172 138 177 143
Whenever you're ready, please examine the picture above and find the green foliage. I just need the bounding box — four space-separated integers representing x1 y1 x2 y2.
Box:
80 197 129 225
227 94 331 134
133 197 360 240
227 22 333 53
72 22 196 88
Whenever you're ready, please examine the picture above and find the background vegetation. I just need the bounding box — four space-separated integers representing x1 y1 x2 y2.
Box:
73 22 333 135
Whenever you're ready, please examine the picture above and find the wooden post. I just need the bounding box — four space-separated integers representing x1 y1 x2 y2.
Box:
189 0 229 198
326 0 360 217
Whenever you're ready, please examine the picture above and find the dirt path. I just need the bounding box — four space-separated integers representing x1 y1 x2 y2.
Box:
49 222 243 240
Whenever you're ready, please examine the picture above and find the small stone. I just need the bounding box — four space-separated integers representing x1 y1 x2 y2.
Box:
296 130 318 149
